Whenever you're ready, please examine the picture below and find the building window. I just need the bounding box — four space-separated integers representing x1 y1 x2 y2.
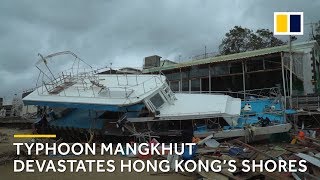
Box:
180 70 189 79
182 80 189 92
229 62 242 74
150 93 165 109
169 81 179 92
166 72 180 81
201 78 209 92
191 79 200 92
212 64 229 75
246 59 264 72
189 66 209 78
264 57 281 69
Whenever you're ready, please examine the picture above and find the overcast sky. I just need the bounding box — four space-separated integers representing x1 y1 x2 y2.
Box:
0 0 319 100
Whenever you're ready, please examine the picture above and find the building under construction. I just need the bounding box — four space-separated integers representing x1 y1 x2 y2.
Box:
142 41 320 129
143 41 320 98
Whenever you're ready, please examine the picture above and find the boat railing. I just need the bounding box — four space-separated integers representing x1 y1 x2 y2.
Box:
95 74 166 99
36 66 97 94
36 71 168 100
35 51 100 96
33 50 169 100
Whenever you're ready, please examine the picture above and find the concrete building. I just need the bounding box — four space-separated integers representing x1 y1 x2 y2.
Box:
143 55 162 69
0 92 38 118
143 41 320 96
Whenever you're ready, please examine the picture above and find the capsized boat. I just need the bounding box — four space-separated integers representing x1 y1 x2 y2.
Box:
23 51 293 142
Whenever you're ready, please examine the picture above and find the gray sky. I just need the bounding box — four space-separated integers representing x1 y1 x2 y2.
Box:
0 0 319 100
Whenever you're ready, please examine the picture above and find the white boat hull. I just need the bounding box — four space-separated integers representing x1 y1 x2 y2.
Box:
194 123 292 139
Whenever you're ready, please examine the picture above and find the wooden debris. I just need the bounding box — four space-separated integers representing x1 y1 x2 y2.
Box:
232 139 278 161
296 153 320 168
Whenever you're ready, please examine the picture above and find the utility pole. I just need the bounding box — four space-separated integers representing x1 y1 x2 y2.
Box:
281 52 287 109
204 45 207 59
289 35 293 108
305 22 316 40
109 62 112 74
242 61 246 102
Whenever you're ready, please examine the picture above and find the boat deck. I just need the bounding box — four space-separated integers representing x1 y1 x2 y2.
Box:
23 74 166 106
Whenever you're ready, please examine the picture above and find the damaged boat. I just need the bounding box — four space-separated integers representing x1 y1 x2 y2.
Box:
23 51 293 142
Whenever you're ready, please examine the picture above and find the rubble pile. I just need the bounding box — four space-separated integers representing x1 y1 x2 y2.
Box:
1 127 320 179
193 130 320 179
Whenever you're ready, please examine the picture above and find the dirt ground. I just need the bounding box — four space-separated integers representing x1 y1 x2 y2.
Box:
0 127 32 154
0 127 194 180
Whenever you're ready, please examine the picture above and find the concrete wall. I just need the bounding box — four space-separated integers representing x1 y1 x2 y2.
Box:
297 44 320 95
302 50 314 94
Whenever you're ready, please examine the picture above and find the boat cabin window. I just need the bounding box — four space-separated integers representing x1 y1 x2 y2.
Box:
150 93 165 109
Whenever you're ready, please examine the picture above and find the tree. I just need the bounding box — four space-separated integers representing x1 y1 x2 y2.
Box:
314 20 320 44
219 26 286 55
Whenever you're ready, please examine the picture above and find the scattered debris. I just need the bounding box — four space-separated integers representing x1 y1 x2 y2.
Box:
296 153 320 168
204 139 220 148
0 132 9 142
186 130 320 179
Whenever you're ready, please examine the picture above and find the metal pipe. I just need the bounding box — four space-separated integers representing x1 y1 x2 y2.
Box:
242 61 246 101
126 74 128 85
289 35 293 108
281 52 287 109
179 68 182 92
36 66 54 84
143 82 145 93
92 86 95 97
136 74 138 85
38 53 57 84
208 64 211 93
